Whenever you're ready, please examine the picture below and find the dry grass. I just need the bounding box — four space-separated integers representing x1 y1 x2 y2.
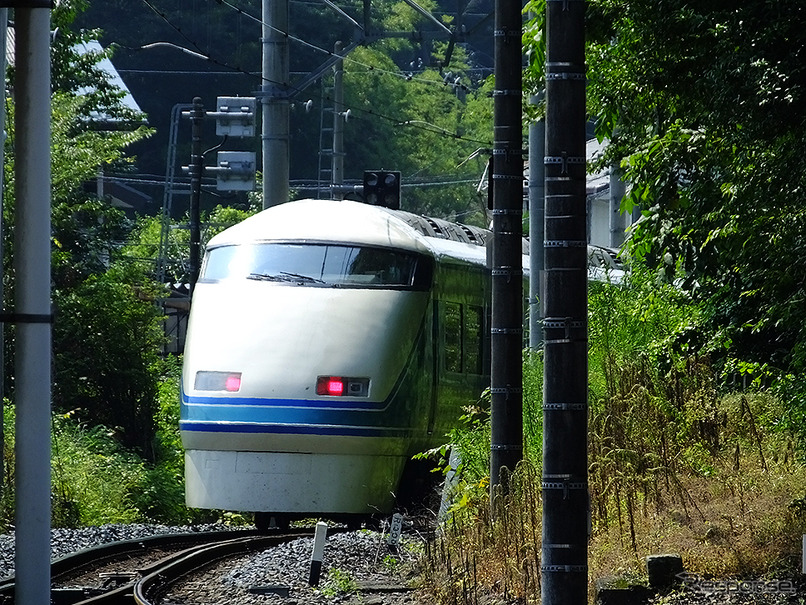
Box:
418 363 806 604
589 451 806 582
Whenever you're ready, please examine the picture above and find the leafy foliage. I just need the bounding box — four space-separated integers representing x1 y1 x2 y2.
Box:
523 0 806 376
52 267 164 456
74 0 496 220
579 0 806 375
340 46 491 222
424 268 806 603
51 415 150 526
3 361 210 527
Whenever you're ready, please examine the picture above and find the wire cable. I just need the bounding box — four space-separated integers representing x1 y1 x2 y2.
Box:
134 0 493 146
212 0 480 90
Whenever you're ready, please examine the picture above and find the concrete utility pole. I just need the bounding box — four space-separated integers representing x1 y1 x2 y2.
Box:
8 4 53 605
0 6 7 499
262 0 290 208
609 164 626 248
489 0 523 493
541 1 588 604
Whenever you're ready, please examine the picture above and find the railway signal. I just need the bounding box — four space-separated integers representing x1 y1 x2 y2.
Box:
363 170 401 209
181 97 257 295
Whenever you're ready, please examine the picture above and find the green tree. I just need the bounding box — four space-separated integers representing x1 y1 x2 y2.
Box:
4 1 158 454
525 0 806 374
75 0 496 221
52 266 164 456
342 45 492 222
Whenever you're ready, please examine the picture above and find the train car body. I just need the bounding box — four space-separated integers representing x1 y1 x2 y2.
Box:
180 199 503 522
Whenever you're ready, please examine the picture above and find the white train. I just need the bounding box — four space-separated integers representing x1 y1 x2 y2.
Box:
180 198 502 528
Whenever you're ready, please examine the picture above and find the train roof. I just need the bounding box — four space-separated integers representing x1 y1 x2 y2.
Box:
206 199 498 266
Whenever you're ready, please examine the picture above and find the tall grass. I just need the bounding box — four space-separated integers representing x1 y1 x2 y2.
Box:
419 266 806 604
0 355 216 530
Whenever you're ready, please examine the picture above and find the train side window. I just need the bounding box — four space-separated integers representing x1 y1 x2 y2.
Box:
444 302 463 373
464 305 483 375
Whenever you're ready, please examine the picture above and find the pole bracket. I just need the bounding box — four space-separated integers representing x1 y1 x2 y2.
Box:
492 267 523 279
545 154 586 174
493 28 520 42
543 317 586 342
542 476 587 499
492 89 522 97
491 327 523 335
491 443 523 451
0 312 54 324
541 565 588 573
492 148 527 157
545 72 586 81
543 317 585 330
544 239 586 248
0 0 53 6
543 402 587 411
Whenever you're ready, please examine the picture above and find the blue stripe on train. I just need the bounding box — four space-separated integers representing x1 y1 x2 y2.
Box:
179 420 411 438
183 392 385 410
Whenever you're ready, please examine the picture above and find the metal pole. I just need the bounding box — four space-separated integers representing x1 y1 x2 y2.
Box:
528 94 545 350
188 97 203 296
14 6 52 605
489 0 523 494
331 41 344 200
0 6 8 498
541 0 588 604
262 0 290 208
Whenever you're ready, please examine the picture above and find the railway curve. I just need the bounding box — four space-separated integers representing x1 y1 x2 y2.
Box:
0 529 311 605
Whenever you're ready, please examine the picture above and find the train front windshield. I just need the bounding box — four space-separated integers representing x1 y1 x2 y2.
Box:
201 243 431 289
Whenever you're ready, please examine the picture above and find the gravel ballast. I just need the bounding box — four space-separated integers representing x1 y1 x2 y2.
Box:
0 523 428 605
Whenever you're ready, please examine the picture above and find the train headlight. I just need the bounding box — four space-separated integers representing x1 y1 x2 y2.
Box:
316 376 369 397
195 371 242 392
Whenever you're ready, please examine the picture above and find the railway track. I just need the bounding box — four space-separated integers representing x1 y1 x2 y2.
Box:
0 529 313 605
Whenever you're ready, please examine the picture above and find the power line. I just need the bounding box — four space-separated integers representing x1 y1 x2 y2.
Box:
131 0 493 146
117 69 256 75
212 0 479 90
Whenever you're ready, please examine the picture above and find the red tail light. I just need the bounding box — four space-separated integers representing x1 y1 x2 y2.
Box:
225 374 242 392
317 376 345 396
196 371 242 392
316 376 370 397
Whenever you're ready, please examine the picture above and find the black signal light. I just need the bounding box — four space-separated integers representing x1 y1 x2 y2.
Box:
363 170 401 210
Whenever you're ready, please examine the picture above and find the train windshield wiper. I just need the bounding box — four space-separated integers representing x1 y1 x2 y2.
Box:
278 271 326 284
247 272 326 285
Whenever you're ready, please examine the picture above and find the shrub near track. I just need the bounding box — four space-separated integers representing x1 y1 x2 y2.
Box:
419 267 806 604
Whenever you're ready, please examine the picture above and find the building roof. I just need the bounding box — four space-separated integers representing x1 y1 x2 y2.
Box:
5 27 142 116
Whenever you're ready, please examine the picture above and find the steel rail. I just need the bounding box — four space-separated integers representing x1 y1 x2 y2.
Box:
0 529 310 605
133 532 314 605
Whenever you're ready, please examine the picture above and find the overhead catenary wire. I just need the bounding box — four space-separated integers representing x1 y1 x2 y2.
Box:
133 0 494 146
213 0 474 87
140 0 479 91
128 0 495 213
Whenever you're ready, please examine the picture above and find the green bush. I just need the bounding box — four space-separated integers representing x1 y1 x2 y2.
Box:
1 357 218 528
51 415 148 526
